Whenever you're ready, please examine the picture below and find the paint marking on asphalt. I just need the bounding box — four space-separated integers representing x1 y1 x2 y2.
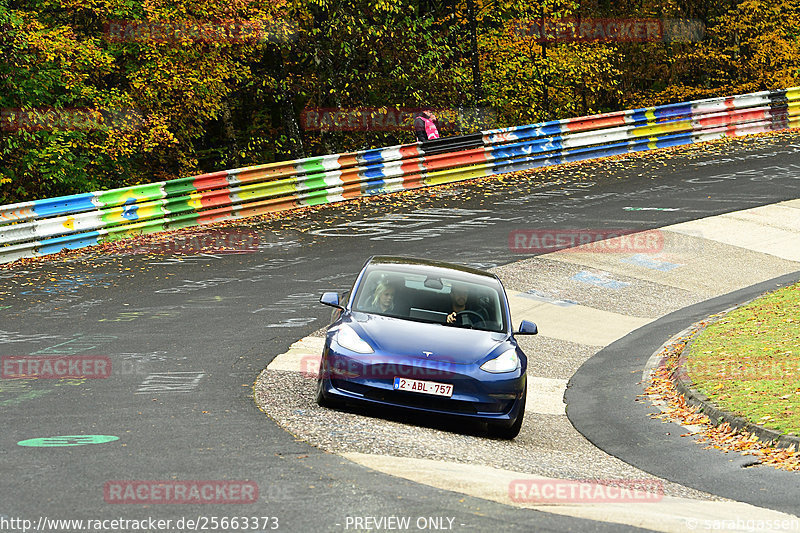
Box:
18 435 119 447
134 371 205 394
623 207 681 211
571 270 631 289
517 289 578 307
620 254 684 272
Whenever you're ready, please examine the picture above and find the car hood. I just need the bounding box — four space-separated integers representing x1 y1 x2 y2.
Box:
346 313 508 365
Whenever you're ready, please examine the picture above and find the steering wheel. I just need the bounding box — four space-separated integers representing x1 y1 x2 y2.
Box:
455 310 486 328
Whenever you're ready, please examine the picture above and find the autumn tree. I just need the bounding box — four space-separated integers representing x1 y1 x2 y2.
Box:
1 0 798 204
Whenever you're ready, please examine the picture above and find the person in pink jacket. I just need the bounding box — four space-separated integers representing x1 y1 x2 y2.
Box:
414 109 440 141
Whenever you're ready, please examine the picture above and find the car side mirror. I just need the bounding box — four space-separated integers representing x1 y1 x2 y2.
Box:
516 320 538 335
320 292 343 309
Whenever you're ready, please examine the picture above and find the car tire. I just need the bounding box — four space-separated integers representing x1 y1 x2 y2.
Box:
488 389 526 439
315 374 331 407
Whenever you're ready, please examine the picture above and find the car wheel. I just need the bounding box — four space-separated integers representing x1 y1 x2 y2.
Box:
315 374 332 407
488 389 526 439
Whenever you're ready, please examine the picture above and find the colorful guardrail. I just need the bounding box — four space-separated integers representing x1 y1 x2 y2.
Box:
1 87 799 263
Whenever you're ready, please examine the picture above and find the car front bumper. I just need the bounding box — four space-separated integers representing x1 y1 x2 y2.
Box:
318 347 526 426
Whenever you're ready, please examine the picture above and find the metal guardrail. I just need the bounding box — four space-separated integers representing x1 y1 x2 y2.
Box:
1 87 798 263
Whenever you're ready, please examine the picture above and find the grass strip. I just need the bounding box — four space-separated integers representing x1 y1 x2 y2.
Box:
687 282 800 435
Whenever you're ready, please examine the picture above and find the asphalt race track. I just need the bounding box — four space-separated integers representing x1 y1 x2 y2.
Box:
2 131 800 532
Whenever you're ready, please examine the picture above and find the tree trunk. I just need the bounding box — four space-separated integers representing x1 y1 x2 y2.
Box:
278 83 305 160
466 0 483 106
220 101 241 168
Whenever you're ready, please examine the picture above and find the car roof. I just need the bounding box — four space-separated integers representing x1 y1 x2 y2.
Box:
365 256 500 282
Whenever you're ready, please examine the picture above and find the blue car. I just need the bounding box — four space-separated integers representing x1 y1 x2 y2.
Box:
316 256 538 439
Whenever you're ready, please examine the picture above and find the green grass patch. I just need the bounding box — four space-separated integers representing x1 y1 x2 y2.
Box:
686 281 800 436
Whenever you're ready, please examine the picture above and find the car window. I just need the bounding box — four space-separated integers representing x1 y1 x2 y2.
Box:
353 267 506 333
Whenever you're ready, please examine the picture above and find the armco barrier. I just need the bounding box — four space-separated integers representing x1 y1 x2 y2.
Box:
1 87 799 264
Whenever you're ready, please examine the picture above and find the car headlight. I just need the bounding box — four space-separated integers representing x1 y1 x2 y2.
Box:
335 324 374 354
480 349 519 373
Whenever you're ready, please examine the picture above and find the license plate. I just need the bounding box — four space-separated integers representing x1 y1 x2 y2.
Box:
393 377 453 397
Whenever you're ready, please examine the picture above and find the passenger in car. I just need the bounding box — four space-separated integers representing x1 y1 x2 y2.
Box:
366 279 397 314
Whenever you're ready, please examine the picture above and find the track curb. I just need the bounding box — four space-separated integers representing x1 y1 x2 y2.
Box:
671 311 800 451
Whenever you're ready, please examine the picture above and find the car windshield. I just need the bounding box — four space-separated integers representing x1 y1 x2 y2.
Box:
352 265 507 333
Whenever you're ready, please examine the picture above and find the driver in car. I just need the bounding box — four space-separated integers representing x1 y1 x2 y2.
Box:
446 283 487 328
